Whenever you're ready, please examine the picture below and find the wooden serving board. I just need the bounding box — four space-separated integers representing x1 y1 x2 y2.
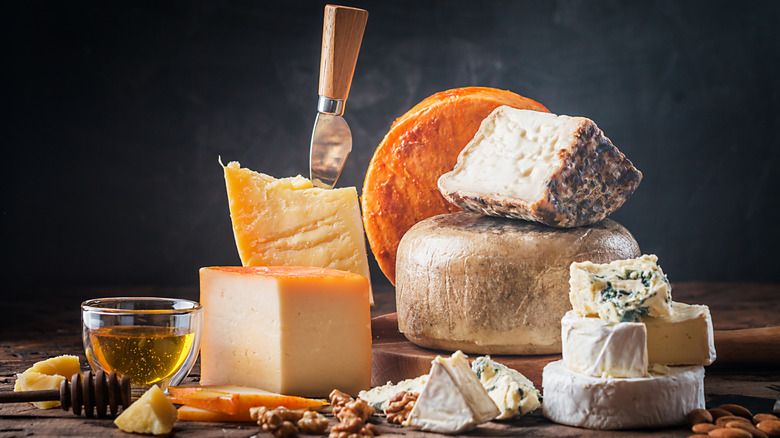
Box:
371 311 780 388
371 313 559 388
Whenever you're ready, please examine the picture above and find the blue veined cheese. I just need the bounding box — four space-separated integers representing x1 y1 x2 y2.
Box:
406 351 499 434
471 356 541 420
569 254 672 323
542 360 705 429
358 374 428 411
561 311 649 378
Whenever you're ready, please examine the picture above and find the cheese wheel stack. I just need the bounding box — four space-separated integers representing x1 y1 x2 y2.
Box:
542 255 716 429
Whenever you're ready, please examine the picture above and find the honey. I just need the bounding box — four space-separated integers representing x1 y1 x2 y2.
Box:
87 325 195 386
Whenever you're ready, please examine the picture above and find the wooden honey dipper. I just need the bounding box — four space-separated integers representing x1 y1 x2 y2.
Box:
0 370 131 418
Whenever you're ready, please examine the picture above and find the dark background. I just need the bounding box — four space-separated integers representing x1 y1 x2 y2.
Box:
3 0 779 289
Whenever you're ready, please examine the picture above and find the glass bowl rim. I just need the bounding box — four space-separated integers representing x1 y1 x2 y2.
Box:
81 297 202 315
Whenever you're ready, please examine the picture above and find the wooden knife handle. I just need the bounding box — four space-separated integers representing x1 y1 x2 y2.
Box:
318 4 368 101
714 326 780 365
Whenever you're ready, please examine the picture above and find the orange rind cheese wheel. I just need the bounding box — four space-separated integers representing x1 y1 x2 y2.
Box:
362 87 549 284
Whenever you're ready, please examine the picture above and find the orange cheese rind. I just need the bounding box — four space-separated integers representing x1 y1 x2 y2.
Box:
362 87 549 284
169 385 328 422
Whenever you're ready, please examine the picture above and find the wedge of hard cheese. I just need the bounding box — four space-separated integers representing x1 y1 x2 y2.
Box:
223 161 372 303
199 266 371 398
438 106 642 227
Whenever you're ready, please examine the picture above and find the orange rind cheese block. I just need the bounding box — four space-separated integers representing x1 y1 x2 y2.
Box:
169 385 327 421
361 87 549 284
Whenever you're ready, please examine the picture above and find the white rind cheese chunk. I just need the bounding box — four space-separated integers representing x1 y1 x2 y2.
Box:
645 302 716 366
569 254 672 322
406 351 499 434
438 106 642 228
358 374 428 411
542 360 705 429
561 311 649 378
471 356 541 420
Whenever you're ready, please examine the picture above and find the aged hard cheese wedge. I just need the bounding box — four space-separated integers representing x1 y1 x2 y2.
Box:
644 302 716 366
362 87 549 284
406 351 499 434
14 355 81 409
561 311 649 378
223 161 373 303
396 212 641 354
471 356 541 419
199 266 371 397
542 360 705 429
569 254 672 322
114 385 177 435
438 106 642 227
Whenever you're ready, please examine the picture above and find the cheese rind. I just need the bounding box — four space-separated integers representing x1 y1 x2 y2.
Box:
569 254 672 322
358 374 429 411
223 161 373 303
396 212 641 354
406 351 499 434
199 266 371 397
471 356 541 419
438 106 642 228
561 311 649 378
644 302 716 366
542 360 705 429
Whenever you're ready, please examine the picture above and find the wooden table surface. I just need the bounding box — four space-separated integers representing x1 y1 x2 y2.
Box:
1 282 778 437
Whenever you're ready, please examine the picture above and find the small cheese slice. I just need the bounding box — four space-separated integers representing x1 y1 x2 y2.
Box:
471 356 541 419
438 106 642 228
14 355 81 409
199 266 372 397
542 360 705 429
406 351 499 434
114 385 177 435
223 161 373 304
644 302 716 366
358 374 429 411
569 254 672 322
561 311 649 378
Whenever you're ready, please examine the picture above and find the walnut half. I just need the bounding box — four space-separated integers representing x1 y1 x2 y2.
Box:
384 391 418 425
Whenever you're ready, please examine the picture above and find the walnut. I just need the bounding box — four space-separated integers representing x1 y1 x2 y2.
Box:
328 389 376 423
328 414 380 438
327 389 380 438
297 410 329 435
384 391 418 425
251 406 308 437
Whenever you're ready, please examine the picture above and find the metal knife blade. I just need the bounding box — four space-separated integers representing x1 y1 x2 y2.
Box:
309 5 367 189
310 110 352 189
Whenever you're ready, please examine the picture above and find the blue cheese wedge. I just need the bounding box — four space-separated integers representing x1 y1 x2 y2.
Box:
471 356 541 420
561 311 649 378
406 351 499 434
569 254 672 322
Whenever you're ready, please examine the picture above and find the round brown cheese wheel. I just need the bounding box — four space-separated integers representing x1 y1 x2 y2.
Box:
395 212 641 355
362 87 549 285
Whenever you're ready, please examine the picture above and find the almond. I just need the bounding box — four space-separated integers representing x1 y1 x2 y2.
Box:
707 427 754 438
754 415 780 425
690 409 715 425
720 404 754 419
693 423 719 433
709 409 735 420
756 420 780 438
718 416 753 427
726 421 769 438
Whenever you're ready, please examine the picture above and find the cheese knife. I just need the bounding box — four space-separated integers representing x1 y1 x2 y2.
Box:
309 4 368 189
